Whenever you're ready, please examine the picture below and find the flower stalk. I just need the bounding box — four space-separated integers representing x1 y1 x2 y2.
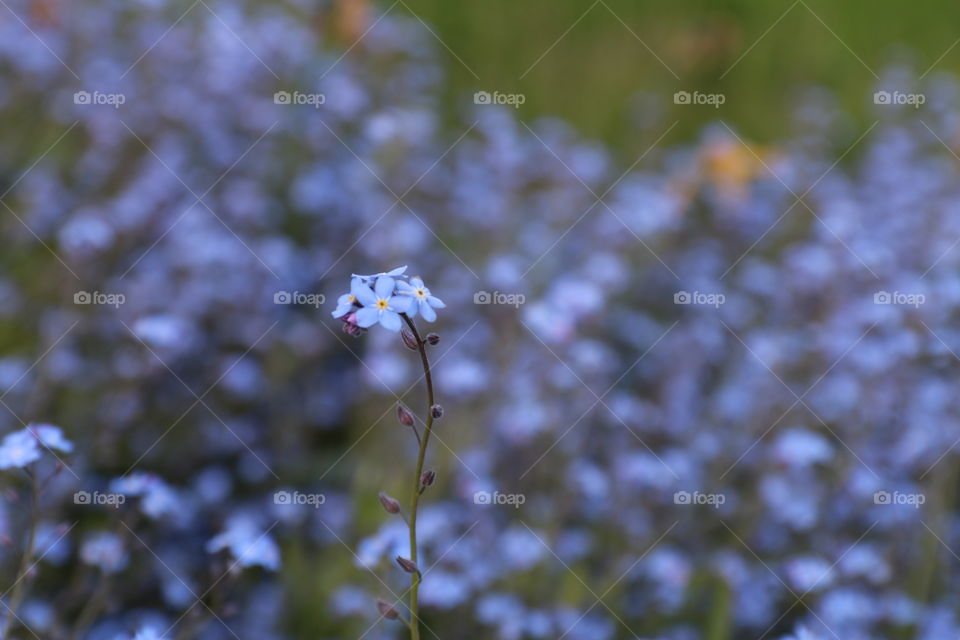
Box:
401 313 434 640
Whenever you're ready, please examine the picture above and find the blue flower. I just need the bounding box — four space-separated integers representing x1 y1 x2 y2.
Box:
206 515 280 571
352 265 408 283
352 275 412 331
0 430 41 469
397 276 446 322
28 423 73 453
331 288 358 319
133 627 167 640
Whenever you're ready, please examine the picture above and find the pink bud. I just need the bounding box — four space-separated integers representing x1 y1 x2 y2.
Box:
401 328 419 350
378 491 401 514
396 556 419 574
397 404 415 427
376 599 400 620
420 470 436 487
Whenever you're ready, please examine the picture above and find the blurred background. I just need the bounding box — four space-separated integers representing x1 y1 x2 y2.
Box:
1 0 960 638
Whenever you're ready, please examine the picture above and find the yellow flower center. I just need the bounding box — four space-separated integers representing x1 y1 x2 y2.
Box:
348 295 355 303
416 289 426 299
376 299 389 310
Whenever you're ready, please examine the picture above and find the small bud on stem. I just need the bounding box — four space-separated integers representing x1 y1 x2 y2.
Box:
397 404 415 427
378 491 401 514
430 404 443 420
401 328 419 351
426 333 440 345
420 470 436 487
396 556 420 575
376 599 400 620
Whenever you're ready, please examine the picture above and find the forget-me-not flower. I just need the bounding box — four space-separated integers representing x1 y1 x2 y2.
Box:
352 276 412 331
0 430 42 469
397 276 445 322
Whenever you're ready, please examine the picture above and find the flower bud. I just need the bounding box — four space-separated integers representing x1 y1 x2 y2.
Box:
342 313 365 337
396 556 419 574
401 328 419 350
420 470 436 487
397 404 415 427
378 491 401 514
430 404 443 419
426 333 440 345
376 599 400 620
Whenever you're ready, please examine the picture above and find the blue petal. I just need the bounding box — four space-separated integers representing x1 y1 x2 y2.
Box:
374 276 395 299
395 280 415 294
419 301 437 322
337 293 353 305
390 295 413 313
379 310 402 331
410 276 425 289
351 278 377 306
332 302 353 318
355 307 380 328
427 295 446 308
386 266 408 277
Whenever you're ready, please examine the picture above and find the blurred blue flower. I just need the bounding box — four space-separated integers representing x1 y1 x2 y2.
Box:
397 276 445 322
133 626 167 640
28 424 73 453
80 532 128 573
206 515 280 571
0 430 42 469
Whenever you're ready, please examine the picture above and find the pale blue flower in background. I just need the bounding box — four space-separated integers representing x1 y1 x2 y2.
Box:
29 424 73 453
206 515 281 570
351 265 408 283
80 532 128 573
397 276 445 322
0 430 41 469
133 626 167 640
352 276 411 331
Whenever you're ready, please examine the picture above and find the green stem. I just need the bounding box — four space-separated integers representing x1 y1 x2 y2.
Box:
1 470 39 640
401 314 434 640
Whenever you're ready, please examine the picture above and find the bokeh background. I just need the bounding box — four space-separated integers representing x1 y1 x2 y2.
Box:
1 0 960 638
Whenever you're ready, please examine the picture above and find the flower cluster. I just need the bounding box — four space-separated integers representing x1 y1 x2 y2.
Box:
0 424 72 470
333 266 445 334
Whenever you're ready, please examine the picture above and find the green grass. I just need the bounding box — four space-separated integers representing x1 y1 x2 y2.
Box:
395 0 960 151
